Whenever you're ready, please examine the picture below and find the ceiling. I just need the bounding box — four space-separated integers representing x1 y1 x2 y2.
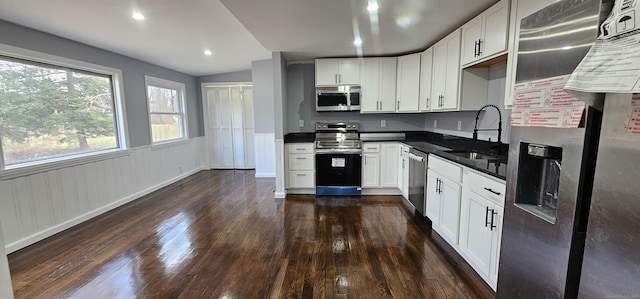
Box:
0 0 498 76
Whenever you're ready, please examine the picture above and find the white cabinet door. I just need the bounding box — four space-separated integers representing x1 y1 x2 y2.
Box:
396 53 421 112
360 58 396 113
362 153 380 188
426 169 441 226
482 0 509 59
442 29 461 111
460 0 509 67
439 176 462 245
460 15 483 66
315 59 339 86
489 204 504 288
338 59 361 85
459 189 494 278
419 47 434 112
379 143 399 188
379 58 398 112
431 29 461 111
398 144 411 199
360 58 380 113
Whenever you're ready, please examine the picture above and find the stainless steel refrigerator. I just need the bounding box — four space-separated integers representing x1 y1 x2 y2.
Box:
495 0 639 298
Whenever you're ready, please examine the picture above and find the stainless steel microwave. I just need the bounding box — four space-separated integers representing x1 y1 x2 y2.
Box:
316 85 360 112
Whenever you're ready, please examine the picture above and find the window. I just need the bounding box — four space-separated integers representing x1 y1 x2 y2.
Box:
0 45 127 174
145 76 187 145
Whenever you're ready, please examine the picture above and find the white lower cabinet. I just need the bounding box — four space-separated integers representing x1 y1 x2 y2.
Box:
426 154 505 291
398 144 411 199
285 143 315 192
426 155 462 245
459 168 505 291
362 142 399 189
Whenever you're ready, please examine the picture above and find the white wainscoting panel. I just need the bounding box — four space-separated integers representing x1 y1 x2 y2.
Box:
0 137 207 253
274 139 286 198
0 221 14 299
254 133 276 178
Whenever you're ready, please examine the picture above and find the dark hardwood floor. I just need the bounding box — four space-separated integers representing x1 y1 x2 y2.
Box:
8 170 494 298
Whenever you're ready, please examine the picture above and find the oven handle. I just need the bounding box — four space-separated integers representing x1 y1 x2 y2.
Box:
315 149 363 154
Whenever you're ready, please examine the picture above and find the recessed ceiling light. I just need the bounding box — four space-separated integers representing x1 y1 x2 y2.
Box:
353 38 362 46
367 3 379 11
132 12 145 21
204 50 213 56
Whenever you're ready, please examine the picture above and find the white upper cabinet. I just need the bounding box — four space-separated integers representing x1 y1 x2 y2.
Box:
360 58 397 113
460 0 510 67
419 47 434 112
315 58 360 86
396 53 421 112
431 29 462 111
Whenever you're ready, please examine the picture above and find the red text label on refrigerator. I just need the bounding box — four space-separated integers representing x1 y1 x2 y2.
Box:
511 74 585 128
625 94 640 134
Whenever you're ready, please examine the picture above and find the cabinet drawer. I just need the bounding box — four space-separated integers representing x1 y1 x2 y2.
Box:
363 143 381 153
288 154 314 170
287 143 314 154
288 171 315 188
429 155 462 183
465 170 505 205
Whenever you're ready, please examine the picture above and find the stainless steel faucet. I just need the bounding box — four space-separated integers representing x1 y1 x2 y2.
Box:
473 104 503 155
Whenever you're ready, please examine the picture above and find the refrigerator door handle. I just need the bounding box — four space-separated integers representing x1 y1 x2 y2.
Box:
490 209 497 231
485 206 490 227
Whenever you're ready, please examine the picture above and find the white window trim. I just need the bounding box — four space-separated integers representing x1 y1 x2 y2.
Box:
0 43 130 180
144 76 189 150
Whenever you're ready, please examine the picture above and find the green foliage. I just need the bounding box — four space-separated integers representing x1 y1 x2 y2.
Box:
0 60 116 148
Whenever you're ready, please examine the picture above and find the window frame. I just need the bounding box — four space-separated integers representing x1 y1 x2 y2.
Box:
144 76 189 150
0 43 130 180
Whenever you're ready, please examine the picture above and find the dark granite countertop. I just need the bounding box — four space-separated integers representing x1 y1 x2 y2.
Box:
283 131 508 180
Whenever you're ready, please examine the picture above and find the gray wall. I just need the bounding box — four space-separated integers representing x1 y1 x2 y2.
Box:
0 20 202 148
252 60 275 134
285 63 437 133
425 64 511 143
197 70 252 84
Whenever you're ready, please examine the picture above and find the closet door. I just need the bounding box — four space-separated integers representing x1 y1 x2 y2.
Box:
242 87 255 169
230 87 246 168
207 87 234 168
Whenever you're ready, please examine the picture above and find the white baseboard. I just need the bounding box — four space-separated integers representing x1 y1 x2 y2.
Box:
5 167 206 254
361 188 402 195
274 191 286 199
255 172 275 178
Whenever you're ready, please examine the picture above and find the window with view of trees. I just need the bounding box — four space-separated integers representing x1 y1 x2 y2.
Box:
0 55 123 168
145 76 187 144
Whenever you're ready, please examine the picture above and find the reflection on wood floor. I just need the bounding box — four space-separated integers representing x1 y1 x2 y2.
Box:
8 170 493 298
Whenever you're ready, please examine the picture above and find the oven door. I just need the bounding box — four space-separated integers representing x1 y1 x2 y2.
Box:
315 153 362 196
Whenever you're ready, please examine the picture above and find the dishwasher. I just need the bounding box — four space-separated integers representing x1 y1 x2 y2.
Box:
407 148 427 215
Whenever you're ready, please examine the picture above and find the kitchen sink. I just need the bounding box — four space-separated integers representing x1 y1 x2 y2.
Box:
445 150 499 160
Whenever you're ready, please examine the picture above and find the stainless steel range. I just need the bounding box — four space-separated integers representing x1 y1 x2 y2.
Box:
314 122 362 196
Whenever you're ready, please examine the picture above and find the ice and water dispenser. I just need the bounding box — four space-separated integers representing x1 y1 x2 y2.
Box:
515 143 563 224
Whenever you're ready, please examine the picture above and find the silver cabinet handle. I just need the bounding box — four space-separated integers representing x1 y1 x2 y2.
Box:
478 39 483 56
296 173 307 177
426 98 430 109
296 157 307 160
397 101 400 110
490 209 497 231
485 206 490 227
